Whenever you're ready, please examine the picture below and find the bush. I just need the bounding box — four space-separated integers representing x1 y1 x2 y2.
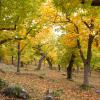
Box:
52 88 64 97
3 86 29 100
0 79 8 90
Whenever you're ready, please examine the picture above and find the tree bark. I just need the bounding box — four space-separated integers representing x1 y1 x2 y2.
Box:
46 57 53 70
11 56 14 65
37 53 45 70
58 64 61 71
0 56 2 63
17 41 21 73
20 61 24 67
67 54 75 80
83 63 90 85
83 34 94 85
34 58 37 66
77 65 80 73
44 60 46 66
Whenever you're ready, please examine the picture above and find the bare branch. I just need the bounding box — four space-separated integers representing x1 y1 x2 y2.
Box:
20 43 28 53
82 21 90 29
82 19 94 31
77 39 86 62
25 28 32 37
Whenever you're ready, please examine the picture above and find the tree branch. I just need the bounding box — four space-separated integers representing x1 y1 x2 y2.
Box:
77 39 86 63
82 19 94 31
0 37 25 45
65 16 86 62
0 38 12 44
0 25 17 31
82 21 90 29
20 43 28 53
0 17 19 31
25 28 33 37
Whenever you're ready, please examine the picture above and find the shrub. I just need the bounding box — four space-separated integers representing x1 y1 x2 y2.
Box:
52 88 64 97
3 86 29 100
0 79 8 90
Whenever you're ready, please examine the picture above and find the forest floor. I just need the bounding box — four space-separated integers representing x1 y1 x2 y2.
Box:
0 63 100 100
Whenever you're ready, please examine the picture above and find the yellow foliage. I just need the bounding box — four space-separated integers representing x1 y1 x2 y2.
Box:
59 33 79 47
33 27 52 44
19 28 27 36
39 0 61 24
47 49 57 62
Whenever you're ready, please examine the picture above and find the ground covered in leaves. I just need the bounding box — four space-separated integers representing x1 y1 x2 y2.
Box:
0 63 100 100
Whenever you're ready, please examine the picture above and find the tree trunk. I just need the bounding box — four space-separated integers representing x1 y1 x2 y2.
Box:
11 56 14 65
67 54 75 80
83 34 94 86
77 65 80 73
20 61 24 67
0 57 2 63
58 64 61 71
17 41 21 73
71 19 97 86
44 60 46 67
83 63 90 86
37 53 45 70
34 58 37 66
46 57 52 70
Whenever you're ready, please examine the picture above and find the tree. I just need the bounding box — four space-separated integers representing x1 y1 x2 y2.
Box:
0 0 45 47
53 0 100 86
58 33 79 79
67 54 75 80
